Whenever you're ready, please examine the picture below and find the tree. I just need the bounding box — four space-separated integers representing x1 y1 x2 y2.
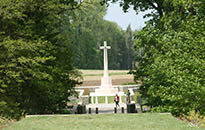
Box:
101 0 166 19
134 16 205 116
63 0 131 70
100 0 204 24
135 1 205 116
0 0 81 119
64 0 107 69
125 24 134 70
101 0 205 116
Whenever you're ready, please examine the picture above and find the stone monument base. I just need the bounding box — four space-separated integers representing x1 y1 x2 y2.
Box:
94 87 118 95
101 77 112 86
92 76 117 95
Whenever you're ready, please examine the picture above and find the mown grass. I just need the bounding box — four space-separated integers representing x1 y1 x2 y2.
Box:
5 113 204 130
91 96 106 104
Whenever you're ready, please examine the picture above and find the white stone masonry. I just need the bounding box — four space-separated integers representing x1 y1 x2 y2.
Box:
91 41 120 96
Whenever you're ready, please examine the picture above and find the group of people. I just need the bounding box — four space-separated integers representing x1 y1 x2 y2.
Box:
114 90 130 107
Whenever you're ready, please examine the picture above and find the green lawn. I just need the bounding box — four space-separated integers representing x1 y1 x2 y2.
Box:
4 113 204 130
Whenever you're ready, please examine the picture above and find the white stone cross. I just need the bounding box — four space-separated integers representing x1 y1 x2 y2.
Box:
100 41 111 78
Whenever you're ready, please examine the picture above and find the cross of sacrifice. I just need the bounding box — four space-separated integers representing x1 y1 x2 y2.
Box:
100 41 111 78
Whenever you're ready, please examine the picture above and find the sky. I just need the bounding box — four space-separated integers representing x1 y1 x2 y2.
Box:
104 3 150 31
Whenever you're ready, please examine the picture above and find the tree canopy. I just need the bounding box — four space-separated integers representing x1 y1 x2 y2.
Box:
0 0 136 119
64 0 135 70
135 0 204 116
0 0 82 119
102 0 205 116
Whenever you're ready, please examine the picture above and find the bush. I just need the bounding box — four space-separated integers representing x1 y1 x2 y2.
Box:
0 101 25 120
0 116 13 129
179 110 205 128
56 109 71 114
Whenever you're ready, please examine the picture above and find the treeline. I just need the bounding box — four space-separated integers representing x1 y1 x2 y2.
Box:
0 0 135 119
64 0 135 70
102 0 205 116
0 0 83 119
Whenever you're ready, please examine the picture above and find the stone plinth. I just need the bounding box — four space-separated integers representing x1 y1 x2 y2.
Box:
94 87 118 95
95 76 118 95
101 77 112 87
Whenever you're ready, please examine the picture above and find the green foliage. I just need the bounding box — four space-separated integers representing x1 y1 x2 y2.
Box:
183 110 205 128
0 0 81 119
108 96 115 103
134 12 205 116
0 116 12 130
98 96 105 103
103 0 205 116
63 0 135 70
101 0 205 28
124 24 135 69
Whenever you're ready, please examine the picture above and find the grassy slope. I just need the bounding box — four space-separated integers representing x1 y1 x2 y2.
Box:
5 113 203 130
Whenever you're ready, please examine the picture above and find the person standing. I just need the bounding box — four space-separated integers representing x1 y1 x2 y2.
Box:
114 94 120 107
126 90 131 104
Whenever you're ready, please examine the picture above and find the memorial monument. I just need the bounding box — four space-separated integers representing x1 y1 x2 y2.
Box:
90 41 124 104
94 41 118 94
